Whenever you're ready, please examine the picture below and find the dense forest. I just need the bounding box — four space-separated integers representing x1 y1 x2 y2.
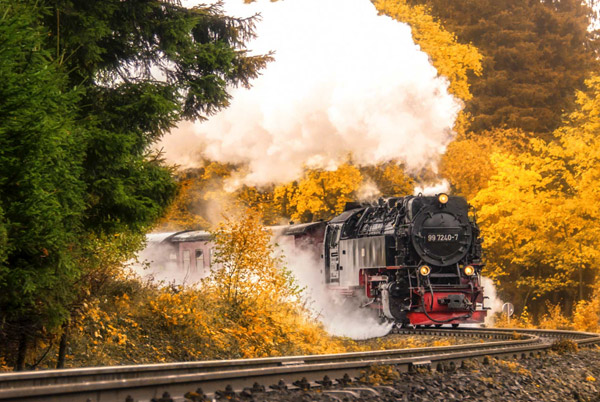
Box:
1 0 599 370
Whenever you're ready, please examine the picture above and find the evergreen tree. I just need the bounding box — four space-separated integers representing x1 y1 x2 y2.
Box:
407 0 599 134
0 1 85 370
36 0 270 233
0 0 269 370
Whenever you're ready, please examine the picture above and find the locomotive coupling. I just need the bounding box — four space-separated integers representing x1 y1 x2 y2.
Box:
437 294 473 310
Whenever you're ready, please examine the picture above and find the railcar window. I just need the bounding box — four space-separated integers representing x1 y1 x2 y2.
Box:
195 250 204 272
183 250 191 272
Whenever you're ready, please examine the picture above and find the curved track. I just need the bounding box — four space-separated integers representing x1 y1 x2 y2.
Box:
0 328 598 402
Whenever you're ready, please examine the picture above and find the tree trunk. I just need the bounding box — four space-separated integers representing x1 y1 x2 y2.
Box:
15 332 28 371
56 324 69 369
522 288 533 311
579 265 583 301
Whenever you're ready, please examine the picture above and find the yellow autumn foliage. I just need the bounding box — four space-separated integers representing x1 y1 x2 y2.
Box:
157 161 237 231
202 208 349 357
360 162 414 198
203 209 292 311
493 306 535 329
492 299 599 332
474 76 600 317
538 303 572 331
274 164 364 223
441 135 497 199
157 178 211 230
441 129 531 199
572 288 600 333
0 357 9 372
272 162 416 223
61 209 350 367
159 160 415 229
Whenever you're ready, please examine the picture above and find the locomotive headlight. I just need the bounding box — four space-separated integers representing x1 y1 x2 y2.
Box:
464 265 475 276
419 265 431 276
438 193 449 204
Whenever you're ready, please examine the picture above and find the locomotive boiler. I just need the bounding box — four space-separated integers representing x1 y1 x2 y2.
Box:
321 193 487 326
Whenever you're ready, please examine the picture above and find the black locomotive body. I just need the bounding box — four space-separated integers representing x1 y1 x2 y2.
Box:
322 194 487 325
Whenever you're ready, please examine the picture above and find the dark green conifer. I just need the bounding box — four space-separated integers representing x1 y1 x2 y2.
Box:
407 0 599 134
0 0 269 369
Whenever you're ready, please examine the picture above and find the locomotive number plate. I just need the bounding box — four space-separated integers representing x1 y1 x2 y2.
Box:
426 233 459 242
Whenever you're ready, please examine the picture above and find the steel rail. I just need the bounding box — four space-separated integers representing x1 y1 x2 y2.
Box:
0 328 597 402
0 328 519 391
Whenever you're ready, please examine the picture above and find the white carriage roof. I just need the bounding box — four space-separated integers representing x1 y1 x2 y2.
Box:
169 230 212 242
145 232 178 243
147 221 326 244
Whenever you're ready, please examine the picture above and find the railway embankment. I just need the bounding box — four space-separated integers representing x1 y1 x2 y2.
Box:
1 328 597 401
245 346 600 402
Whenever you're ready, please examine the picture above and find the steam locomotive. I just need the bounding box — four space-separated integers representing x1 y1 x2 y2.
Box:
145 193 487 326
319 193 487 326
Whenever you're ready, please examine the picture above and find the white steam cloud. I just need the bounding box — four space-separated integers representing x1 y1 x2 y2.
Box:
481 276 505 326
280 242 392 339
163 0 462 186
414 179 450 196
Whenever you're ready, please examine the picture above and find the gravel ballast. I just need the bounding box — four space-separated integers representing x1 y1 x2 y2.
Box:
226 347 600 402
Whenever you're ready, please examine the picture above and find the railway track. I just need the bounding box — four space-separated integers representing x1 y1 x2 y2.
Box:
0 327 598 402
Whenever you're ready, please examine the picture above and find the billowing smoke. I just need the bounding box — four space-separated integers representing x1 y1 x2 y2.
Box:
356 180 381 203
162 0 462 186
481 276 505 326
280 242 392 339
414 179 450 196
